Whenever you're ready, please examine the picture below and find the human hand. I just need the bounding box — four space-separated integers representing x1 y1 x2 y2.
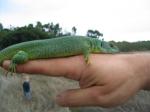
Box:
2 54 148 107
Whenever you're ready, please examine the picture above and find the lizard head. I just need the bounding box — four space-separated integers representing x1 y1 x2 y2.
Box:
101 41 119 53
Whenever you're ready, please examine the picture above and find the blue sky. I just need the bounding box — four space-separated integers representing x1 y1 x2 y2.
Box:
0 0 11 13
0 0 150 41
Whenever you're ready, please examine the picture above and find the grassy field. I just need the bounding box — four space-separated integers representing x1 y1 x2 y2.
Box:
0 67 150 112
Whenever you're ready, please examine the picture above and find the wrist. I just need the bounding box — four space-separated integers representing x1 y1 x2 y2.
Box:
124 53 150 90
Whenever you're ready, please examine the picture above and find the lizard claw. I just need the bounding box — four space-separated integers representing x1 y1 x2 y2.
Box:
5 62 17 77
87 60 91 65
5 71 9 77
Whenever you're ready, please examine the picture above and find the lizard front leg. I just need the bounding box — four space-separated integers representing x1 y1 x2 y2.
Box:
83 49 90 65
6 50 29 76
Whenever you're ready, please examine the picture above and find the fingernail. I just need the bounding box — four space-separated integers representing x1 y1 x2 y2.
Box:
2 60 10 68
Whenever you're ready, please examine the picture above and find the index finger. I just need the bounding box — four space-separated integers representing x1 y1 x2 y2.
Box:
2 55 86 80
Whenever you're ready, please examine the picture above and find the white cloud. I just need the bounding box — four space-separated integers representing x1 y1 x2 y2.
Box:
0 0 150 41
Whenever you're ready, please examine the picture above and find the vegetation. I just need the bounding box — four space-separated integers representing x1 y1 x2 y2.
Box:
86 29 103 38
72 26 77 35
0 22 64 49
111 41 150 52
0 22 150 52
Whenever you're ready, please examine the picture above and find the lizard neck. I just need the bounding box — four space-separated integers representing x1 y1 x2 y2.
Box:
89 38 103 53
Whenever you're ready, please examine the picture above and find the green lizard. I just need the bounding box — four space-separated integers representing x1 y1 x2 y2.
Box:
0 36 119 75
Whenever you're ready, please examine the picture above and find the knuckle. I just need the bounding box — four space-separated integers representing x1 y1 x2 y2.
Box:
96 95 117 108
91 88 105 103
91 88 114 107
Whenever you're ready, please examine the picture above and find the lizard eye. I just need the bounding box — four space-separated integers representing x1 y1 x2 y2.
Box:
110 43 114 47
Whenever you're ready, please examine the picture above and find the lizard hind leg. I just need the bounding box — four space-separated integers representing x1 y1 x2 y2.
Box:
6 50 29 76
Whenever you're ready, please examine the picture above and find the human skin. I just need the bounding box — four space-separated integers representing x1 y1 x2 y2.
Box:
2 53 150 107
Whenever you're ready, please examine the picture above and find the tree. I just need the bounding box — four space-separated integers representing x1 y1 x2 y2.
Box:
0 26 53 49
86 29 103 38
0 23 3 31
94 30 103 38
28 24 34 29
72 26 77 35
43 23 62 36
54 23 62 36
86 29 94 37
35 21 43 31
43 23 50 32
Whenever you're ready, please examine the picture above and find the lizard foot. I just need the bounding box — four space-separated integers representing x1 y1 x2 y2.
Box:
5 62 16 77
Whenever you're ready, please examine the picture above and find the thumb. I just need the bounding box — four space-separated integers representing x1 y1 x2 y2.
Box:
56 86 104 107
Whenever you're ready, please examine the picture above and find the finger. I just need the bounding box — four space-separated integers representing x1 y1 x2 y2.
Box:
56 86 106 107
2 56 86 80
